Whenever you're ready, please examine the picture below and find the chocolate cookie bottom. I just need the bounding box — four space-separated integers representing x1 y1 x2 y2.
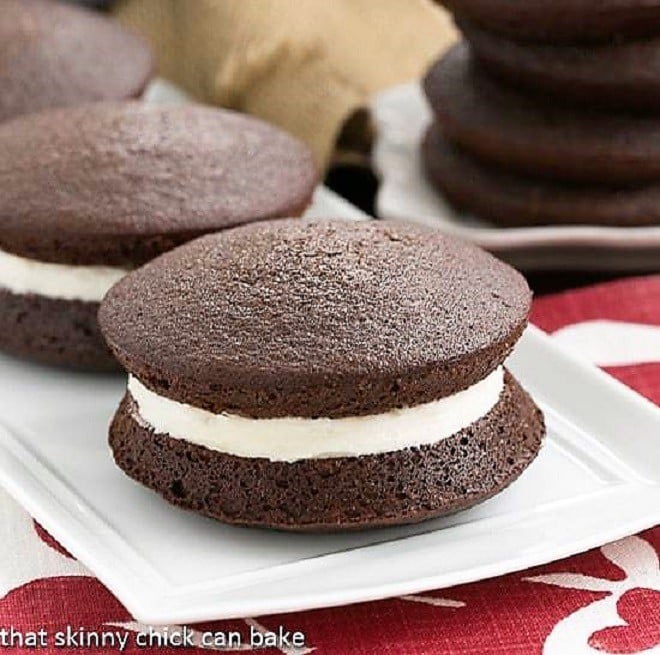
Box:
109 370 545 532
0 288 119 371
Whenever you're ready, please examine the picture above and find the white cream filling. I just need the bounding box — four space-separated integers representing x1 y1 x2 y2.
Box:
127 366 505 463
0 247 128 302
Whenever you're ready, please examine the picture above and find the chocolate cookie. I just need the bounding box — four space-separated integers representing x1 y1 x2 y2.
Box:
100 219 544 531
0 103 317 369
441 0 660 43
424 43 660 185
423 124 660 227
462 19 660 112
0 0 153 123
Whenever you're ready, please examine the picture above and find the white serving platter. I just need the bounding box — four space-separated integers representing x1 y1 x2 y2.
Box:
0 188 658 625
372 82 660 271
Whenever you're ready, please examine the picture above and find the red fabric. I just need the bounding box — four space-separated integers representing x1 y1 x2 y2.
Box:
593 588 660 653
531 275 660 334
602 363 660 406
2 275 660 654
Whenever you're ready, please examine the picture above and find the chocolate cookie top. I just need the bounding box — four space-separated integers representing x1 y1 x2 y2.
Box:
0 0 153 122
461 19 660 112
0 103 317 266
442 0 660 43
99 219 531 419
424 43 660 185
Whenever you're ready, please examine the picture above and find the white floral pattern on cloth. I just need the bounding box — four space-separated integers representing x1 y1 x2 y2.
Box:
550 320 660 367
527 536 660 655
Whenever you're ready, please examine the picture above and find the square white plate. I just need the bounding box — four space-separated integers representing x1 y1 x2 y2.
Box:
0 189 658 624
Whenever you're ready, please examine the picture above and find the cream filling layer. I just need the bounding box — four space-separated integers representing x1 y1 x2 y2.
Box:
127 367 505 463
0 247 128 302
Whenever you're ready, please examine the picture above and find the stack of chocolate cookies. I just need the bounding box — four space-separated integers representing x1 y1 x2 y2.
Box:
423 1 660 227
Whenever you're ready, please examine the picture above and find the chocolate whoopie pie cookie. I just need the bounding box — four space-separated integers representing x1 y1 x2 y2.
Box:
0 0 153 123
99 219 545 532
441 0 660 43
0 103 317 370
423 124 660 227
461 19 660 112
424 43 660 185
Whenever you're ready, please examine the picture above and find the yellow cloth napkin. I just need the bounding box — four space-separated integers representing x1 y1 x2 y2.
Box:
114 0 456 169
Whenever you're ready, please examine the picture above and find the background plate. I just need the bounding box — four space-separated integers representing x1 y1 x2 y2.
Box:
372 82 660 272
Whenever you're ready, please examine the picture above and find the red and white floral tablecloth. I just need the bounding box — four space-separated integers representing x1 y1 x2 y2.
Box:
1 276 659 654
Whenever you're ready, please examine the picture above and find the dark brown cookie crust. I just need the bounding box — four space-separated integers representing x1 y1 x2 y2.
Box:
109 370 545 531
462 19 660 112
423 124 660 227
0 289 118 371
0 103 317 266
442 0 660 43
424 43 660 185
0 0 153 124
99 219 532 419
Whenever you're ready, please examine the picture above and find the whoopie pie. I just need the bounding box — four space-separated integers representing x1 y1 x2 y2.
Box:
0 0 153 123
0 103 317 369
99 219 545 532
